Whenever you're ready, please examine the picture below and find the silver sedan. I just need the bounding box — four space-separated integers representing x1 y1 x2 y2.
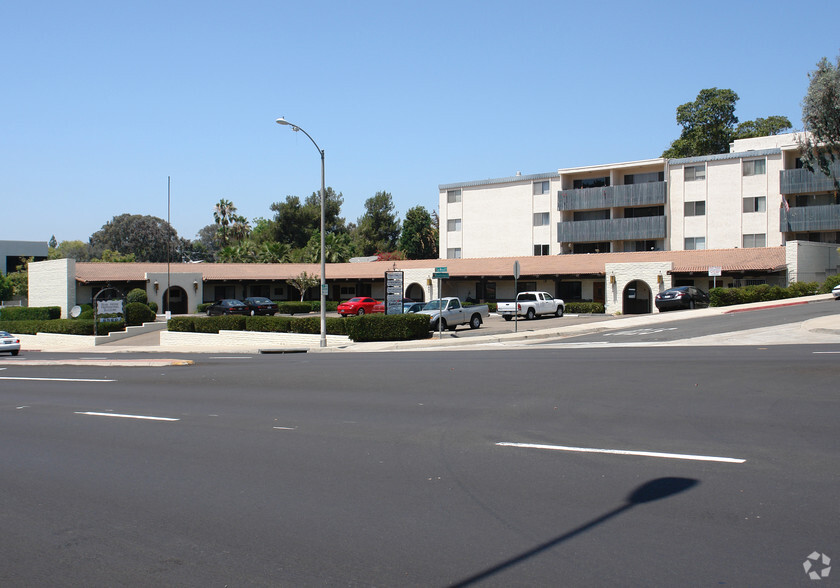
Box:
0 331 21 356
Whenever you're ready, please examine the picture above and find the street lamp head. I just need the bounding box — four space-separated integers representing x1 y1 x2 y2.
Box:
275 117 290 126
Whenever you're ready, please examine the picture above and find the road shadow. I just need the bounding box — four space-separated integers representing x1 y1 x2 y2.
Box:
449 477 699 587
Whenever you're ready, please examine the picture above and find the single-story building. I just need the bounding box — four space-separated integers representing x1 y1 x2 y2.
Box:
27 241 838 318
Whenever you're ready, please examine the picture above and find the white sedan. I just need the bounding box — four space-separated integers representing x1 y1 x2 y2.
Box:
0 331 21 356
833 284 840 300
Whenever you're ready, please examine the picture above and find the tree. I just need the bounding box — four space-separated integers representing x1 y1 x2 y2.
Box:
799 54 840 190
735 116 792 139
399 206 438 259
229 214 251 244
269 188 346 248
354 191 401 256
0 272 12 302
49 240 93 261
662 88 740 158
88 214 179 262
94 249 136 263
286 271 319 301
213 199 237 247
48 235 57 249
662 88 791 158
302 232 357 263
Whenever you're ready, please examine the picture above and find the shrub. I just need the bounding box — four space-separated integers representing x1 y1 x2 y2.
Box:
787 281 820 298
246 316 293 332
0 319 124 335
78 308 95 320
343 314 431 342
193 315 246 333
565 302 605 314
148 301 158 313
168 317 196 332
126 302 156 326
197 303 213 313
277 302 312 315
127 288 148 304
0 306 61 321
820 274 840 294
710 282 822 307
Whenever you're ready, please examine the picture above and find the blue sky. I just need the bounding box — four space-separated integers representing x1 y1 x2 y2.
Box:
3 1 839 244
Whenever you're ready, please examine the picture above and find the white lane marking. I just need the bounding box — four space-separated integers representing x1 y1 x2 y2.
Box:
211 356 251 359
75 412 179 422
273 426 297 430
813 351 840 354
0 376 115 382
497 442 745 464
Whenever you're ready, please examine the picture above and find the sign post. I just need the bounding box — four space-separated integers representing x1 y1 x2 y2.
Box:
432 267 448 338
513 260 520 333
708 266 722 289
384 271 404 315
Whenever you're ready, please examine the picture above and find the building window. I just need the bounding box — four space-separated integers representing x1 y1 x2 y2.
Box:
684 201 706 216
340 286 356 296
685 165 706 181
629 240 660 252
743 196 766 213
624 206 664 218
685 237 706 250
532 181 549 195
743 233 766 248
533 212 550 226
743 159 766 176
573 177 610 189
447 248 461 259
447 219 461 232
624 171 664 184
534 244 549 256
573 209 610 221
558 281 582 301
447 189 461 203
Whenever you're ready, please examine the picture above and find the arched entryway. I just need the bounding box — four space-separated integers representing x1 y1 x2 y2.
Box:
622 280 652 314
163 286 189 314
406 282 425 302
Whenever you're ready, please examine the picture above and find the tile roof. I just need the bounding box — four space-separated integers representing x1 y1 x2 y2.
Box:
74 247 786 283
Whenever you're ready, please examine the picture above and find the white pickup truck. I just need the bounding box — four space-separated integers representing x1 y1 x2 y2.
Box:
417 297 490 331
497 291 564 320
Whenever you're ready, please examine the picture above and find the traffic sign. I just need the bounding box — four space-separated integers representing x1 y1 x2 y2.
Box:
435 266 447 272
513 260 520 279
432 272 448 279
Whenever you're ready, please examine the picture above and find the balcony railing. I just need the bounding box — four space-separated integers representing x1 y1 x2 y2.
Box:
558 181 666 211
780 164 840 194
557 216 666 243
780 204 840 232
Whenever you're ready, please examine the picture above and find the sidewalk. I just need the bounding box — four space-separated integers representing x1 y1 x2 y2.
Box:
9 295 840 356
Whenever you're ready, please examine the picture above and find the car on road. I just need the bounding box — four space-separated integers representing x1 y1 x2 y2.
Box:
337 297 379 316
0 330 21 356
243 297 278 316
833 284 840 300
655 286 710 311
206 299 250 316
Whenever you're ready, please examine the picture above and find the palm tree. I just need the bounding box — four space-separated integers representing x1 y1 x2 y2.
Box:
213 199 237 247
230 214 251 244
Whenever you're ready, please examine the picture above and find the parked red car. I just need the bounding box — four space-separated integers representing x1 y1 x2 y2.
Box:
371 298 415 314
337 297 379 316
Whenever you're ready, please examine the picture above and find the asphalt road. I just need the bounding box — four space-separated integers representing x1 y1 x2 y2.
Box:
2 344 838 586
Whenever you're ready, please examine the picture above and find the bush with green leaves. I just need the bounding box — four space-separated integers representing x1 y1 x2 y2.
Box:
819 274 840 294
193 315 247 333
126 288 148 304
709 282 821 307
0 319 124 336
277 302 312 315
343 314 431 342
565 302 605 314
0 306 61 321
126 302 156 326
148 301 158 313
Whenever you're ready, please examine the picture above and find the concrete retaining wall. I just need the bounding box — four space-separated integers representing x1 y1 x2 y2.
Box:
160 330 351 349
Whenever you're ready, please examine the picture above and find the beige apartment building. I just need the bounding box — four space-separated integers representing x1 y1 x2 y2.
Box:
439 133 840 259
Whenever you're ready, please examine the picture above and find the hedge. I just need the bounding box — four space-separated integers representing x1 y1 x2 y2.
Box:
126 302 156 326
565 302 605 314
0 319 125 336
343 313 431 342
0 306 61 321
166 313 426 341
709 282 820 307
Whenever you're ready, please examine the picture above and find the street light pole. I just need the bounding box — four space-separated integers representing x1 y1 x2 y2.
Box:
276 117 327 348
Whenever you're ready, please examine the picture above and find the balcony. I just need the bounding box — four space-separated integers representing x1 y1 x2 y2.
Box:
780 204 840 232
557 216 666 243
780 164 840 194
558 181 666 211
